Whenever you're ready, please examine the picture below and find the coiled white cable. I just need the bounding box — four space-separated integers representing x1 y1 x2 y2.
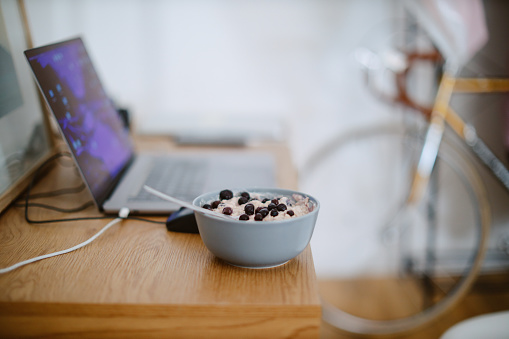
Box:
0 207 130 274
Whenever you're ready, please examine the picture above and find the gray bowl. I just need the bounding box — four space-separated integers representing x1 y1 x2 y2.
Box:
193 188 320 269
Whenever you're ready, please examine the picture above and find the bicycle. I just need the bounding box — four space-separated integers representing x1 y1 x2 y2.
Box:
300 47 509 335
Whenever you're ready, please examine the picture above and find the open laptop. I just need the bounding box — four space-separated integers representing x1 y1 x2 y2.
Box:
24 37 276 214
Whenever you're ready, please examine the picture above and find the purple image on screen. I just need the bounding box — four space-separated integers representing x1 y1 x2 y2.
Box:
27 39 133 201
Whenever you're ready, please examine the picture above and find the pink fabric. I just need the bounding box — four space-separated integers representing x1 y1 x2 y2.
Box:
406 0 488 67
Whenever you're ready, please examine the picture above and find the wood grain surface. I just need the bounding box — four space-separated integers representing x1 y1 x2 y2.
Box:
0 137 321 338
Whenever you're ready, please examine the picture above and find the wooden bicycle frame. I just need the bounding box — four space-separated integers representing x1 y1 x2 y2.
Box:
408 73 509 204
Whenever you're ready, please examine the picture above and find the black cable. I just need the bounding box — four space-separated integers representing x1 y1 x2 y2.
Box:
126 216 166 224
20 183 86 199
14 201 95 213
26 214 113 224
22 151 165 225
23 152 103 224
18 154 84 200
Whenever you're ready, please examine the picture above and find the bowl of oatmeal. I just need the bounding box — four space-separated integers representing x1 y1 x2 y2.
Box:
192 188 319 269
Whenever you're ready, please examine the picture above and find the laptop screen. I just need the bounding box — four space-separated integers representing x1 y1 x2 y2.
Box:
25 38 134 205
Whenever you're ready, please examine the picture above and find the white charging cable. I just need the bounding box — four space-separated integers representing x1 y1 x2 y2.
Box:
0 207 130 274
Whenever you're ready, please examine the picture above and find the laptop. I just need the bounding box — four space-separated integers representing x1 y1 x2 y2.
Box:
24 37 276 214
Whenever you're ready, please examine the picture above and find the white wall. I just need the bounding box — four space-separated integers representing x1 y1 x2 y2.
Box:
24 0 396 157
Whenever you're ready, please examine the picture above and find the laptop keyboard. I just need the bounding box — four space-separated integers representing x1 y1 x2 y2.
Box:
129 158 208 203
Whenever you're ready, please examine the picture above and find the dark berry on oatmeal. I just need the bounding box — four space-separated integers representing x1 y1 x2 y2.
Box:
238 196 249 205
258 208 269 217
277 203 287 211
219 189 234 200
244 203 255 215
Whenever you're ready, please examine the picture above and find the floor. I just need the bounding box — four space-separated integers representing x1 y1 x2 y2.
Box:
318 273 509 339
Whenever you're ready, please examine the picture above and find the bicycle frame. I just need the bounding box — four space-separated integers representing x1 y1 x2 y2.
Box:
314 49 509 335
408 73 509 205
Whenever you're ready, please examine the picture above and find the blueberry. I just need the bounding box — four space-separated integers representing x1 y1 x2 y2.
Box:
238 196 249 205
287 210 295 217
277 203 287 211
267 202 277 211
262 198 269 203
239 214 249 221
244 203 255 215
219 189 233 200
270 209 279 217
240 192 250 199
258 208 269 217
254 213 263 221
211 200 221 209
202 204 212 210
222 207 233 215
271 198 279 205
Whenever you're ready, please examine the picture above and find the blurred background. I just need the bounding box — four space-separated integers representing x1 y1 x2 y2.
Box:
25 0 399 158
23 0 509 335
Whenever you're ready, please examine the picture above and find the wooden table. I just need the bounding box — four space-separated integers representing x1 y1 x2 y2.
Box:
0 137 321 338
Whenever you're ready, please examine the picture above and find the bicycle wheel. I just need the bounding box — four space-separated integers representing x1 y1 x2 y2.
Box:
300 121 490 335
